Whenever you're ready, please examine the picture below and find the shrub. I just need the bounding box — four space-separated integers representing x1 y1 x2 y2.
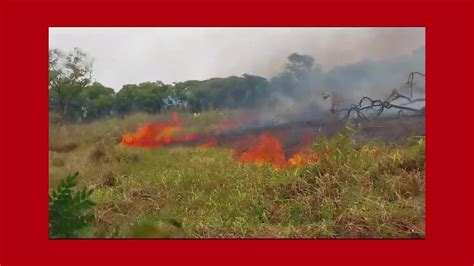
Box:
49 172 96 238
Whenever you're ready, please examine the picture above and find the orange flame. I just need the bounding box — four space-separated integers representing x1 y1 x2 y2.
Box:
121 113 184 147
234 133 287 170
288 148 319 167
233 130 318 170
121 113 319 170
287 130 318 167
199 135 217 148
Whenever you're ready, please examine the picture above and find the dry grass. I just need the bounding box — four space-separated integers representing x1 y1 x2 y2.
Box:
49 112 425 238
49 142 78 153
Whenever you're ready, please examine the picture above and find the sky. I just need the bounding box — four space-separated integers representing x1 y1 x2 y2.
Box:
49 27 425 91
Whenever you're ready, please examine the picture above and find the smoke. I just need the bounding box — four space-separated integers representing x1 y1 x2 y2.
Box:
49 27 425 90
211 28 425 80
49 27 425 121
264 45 425 120
324 46 425 100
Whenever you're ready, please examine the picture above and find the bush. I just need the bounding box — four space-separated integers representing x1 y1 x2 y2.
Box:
49 172 96 238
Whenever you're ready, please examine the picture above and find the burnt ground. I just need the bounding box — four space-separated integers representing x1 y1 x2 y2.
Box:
351 115 425 144
166 115 425 155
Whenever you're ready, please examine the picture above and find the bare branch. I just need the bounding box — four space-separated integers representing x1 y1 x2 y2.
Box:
340 72 425 120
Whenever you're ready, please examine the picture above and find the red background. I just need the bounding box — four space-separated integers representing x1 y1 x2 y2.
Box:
0 0 472 265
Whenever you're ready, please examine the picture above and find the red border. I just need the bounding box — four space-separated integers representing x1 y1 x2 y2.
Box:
0 0 472 265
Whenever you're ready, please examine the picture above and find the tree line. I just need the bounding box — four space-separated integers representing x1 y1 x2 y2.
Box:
49 48 320 124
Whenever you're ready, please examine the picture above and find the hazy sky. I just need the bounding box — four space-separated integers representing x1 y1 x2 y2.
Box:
49 27 425 91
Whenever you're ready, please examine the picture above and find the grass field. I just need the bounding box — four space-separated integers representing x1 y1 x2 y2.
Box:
48 111 425 238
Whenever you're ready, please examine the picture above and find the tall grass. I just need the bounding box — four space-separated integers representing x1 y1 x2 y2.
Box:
49 113 425 238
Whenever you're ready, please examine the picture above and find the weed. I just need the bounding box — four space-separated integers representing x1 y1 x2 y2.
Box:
49 172 96 238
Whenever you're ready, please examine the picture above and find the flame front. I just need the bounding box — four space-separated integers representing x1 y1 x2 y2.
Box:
288 148 319 167
233 132 319 170
235 133 287 170
121 113 184 147
199 135 217 148
121 113 320 170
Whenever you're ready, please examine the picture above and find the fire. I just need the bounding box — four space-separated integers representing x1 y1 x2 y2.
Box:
287 131 318 167
199 135 217 148
288 148 319 167
233 131 319 170
235 133 287 170
121 112 320 170
121 113 184 147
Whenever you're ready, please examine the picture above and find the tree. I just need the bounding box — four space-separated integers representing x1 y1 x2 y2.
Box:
115 84 139 115
286 53 315 80
137 81 169 113
134 81 169 113
270 53 318 99
79 82 115 120
184 75 270 111
49 48 93 124
339 72 426 119
171 80 204 112
114 81 170 115
241 74 270 107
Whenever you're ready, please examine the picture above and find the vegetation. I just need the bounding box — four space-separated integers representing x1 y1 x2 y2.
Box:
48 47 425 238
49 48 323 123
49 113 425 238
49 172 96 238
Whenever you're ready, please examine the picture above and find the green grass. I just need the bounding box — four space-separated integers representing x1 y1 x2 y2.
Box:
49 113 425 238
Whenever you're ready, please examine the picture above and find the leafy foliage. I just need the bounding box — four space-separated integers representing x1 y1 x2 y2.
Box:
79 82 115 120
49 48 93 123
49 172 95 238
49 49 325 123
